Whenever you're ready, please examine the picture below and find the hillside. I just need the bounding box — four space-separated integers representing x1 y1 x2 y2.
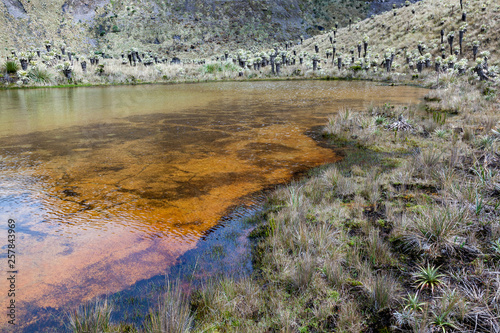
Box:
2 0 498 88
0 0 418 58
295 0 500 73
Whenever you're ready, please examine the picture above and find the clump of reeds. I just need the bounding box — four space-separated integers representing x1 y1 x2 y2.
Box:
68 298 113 333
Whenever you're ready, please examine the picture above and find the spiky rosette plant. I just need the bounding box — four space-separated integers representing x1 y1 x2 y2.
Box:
56 61 73 80
472 40 479 61
447 31 455 55
312 54 319 71
458 25 467 55
414 264 444 293
363 35 369 57
18 52 29 71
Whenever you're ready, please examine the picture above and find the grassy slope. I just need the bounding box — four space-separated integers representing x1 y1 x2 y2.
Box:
3 0 499 89
64 1 500 333
295 0 500 70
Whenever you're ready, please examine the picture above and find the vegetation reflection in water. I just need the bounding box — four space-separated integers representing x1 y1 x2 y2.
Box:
0 81 427 320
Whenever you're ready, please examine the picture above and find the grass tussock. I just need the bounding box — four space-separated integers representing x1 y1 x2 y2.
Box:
68 298 113 333
144 279 194 333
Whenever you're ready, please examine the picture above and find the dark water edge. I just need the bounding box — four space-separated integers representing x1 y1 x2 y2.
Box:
20 195 265 332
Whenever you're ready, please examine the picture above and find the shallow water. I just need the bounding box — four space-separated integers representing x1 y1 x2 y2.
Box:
0 80 427 328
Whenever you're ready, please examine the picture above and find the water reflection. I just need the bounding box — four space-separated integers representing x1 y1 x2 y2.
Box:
0 81 427 326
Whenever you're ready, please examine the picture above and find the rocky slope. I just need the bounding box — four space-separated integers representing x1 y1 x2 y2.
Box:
0 0 419 57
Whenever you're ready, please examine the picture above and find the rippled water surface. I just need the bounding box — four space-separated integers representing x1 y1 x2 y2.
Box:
0 81 427 327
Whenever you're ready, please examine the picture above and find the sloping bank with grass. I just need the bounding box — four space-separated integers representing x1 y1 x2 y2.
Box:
68 71 499 332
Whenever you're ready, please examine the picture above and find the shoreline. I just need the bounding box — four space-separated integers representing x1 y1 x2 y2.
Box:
0 72 428 91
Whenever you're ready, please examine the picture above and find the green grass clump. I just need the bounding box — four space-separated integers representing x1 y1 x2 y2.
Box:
202 62 239 74
142 279 194 333
28 65 53 84
414 264 445 293
68 298 113 333
3 60 19 74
